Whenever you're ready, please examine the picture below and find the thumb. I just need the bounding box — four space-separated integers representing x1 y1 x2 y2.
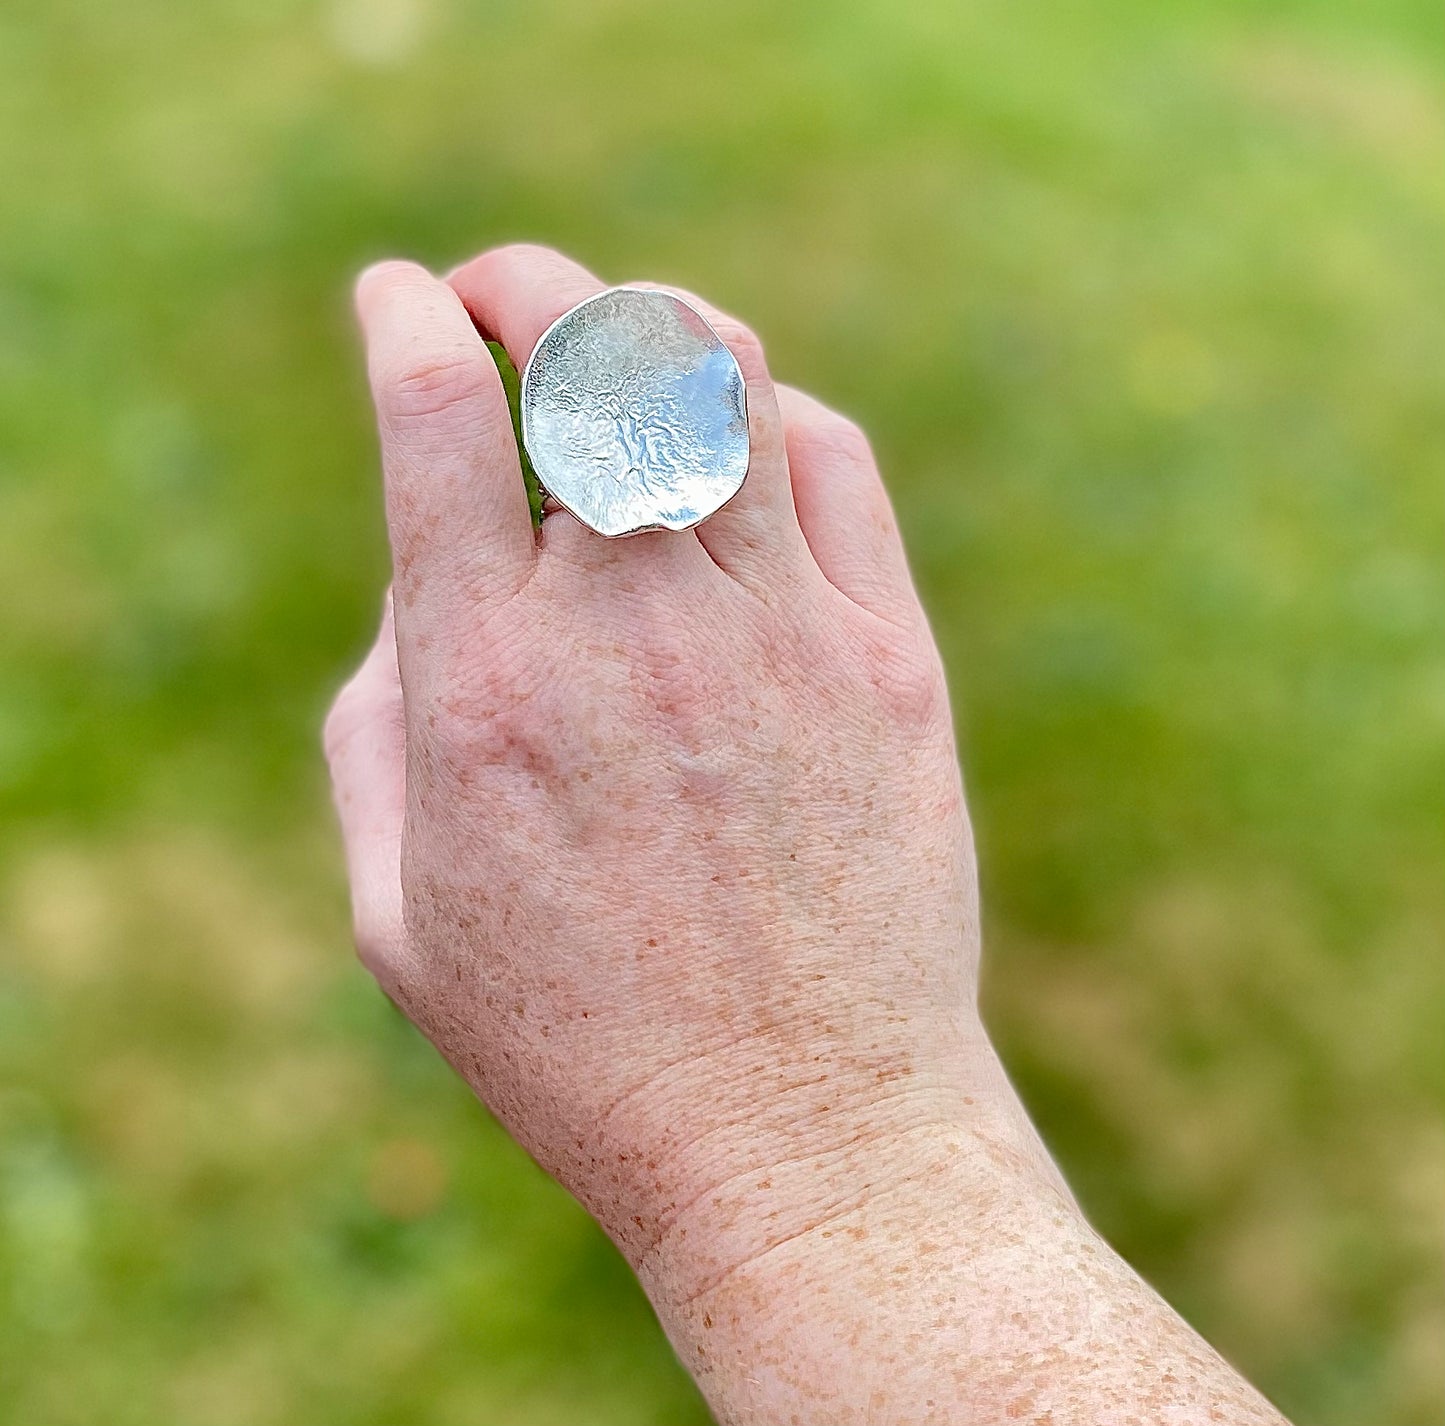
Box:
323 590 407 984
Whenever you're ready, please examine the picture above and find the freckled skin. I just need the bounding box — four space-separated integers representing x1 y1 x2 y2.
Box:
326 244 1292 1425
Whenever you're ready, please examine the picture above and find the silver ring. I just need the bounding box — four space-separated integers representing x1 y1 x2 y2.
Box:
518 287 750 538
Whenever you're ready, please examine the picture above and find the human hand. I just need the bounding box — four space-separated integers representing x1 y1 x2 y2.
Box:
326 240 1006 1244
325 244 1288 1425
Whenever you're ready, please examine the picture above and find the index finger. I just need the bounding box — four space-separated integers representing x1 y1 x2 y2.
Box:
355 261 537 629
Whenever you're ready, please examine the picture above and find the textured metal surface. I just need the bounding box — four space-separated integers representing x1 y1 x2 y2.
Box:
519 287 750 538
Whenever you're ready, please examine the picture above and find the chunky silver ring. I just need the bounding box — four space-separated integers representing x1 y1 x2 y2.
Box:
518 287 750 538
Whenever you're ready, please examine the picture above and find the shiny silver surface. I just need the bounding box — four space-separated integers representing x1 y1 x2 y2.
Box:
519 287 750 538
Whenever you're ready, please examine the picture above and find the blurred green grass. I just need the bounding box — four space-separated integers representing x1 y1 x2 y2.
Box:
2 1 1444 1421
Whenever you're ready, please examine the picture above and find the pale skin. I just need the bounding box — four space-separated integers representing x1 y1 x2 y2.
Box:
324 242 1293 1425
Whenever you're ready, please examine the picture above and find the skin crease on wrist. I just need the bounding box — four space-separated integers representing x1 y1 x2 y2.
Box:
323 242 1293 1425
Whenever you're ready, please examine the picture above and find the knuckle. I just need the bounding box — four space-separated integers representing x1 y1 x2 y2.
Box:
635 620 716 728
468 244 597 306
797 410 875 470
416 633 582 797
827 414 875 466
357 258 426 296
427 667 541 775
383 349 485 423
427 696 499 766
495 240 567 271
712 318 768 382
454 243 537 282
858 623 950 730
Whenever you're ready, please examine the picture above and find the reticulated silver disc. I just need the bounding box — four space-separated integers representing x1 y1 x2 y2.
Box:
519 287 750 538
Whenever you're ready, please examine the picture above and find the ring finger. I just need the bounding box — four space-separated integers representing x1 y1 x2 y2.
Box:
446 244 812 591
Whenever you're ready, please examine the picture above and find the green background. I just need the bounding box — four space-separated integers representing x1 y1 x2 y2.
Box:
3 1 1443 1421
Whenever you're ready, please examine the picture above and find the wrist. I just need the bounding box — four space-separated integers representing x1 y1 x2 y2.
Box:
615 1024 1067 1308
635 1106 1081 1426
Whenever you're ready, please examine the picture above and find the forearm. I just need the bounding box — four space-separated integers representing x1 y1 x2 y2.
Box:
633 1060 1288 1426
